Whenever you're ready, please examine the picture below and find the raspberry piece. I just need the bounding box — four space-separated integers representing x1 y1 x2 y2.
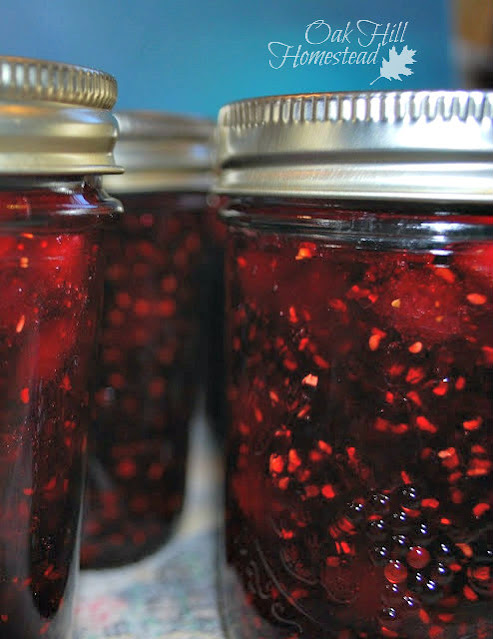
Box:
373 265 465 342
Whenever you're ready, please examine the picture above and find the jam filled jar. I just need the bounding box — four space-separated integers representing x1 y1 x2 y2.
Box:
0 57 121 638
215 92 493 639
82 111 214 568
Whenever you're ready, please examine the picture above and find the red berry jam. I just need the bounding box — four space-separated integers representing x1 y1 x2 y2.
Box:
0 182 118 639
82 192 208 567
220 200 493 639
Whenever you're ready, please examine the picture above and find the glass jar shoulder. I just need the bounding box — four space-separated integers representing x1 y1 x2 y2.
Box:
220 197 493 250
0 177 122 230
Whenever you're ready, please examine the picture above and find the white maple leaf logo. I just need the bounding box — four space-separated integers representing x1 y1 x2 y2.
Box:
370 45 416 86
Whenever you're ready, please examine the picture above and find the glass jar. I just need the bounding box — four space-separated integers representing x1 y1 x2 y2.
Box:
215 92 493 639
0 57 121 638
82 111 214 568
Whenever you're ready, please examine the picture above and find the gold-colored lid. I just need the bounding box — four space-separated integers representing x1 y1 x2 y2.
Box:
214 90 493 203
104 111 214 193
0 56 122 175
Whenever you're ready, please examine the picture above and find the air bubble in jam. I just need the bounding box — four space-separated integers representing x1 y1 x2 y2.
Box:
222 210 492 639
82 192 207 568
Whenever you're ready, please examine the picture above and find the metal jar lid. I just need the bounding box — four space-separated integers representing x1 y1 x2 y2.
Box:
214 90 493 203
103 111 215 194
0 55 122 175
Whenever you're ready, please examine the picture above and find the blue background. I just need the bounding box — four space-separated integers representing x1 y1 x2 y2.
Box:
0 0 455 117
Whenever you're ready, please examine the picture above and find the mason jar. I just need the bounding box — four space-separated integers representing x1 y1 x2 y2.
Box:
215 91 493 639
0 56 121 638
81 111 214 568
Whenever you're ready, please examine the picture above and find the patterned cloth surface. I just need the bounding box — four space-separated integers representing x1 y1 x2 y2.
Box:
75 529 223 639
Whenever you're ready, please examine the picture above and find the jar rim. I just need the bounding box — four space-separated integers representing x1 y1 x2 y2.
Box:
0 56 122 176
214 90 493 203
103 110 214 193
